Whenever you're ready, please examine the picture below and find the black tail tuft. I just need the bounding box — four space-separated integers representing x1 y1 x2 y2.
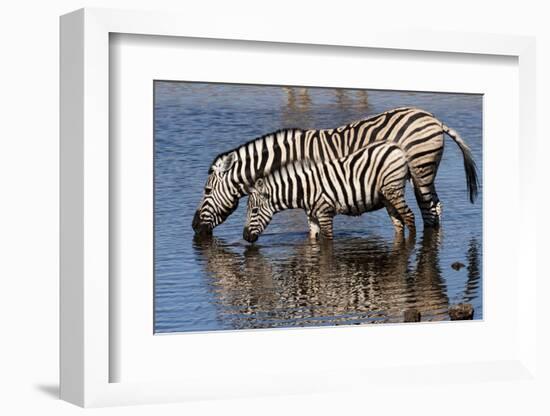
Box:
443 124 479 203
463 149 479 203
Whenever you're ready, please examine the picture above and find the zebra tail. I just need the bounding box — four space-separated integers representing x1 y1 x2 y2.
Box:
442 124 479 203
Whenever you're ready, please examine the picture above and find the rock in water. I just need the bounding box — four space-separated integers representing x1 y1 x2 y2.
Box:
403 308 421 322
449 303 474 320
451 261 465 271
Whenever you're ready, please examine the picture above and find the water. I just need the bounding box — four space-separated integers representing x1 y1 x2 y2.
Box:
154 82 483 333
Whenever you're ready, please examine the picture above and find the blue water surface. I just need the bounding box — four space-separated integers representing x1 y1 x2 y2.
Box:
154 82 483 333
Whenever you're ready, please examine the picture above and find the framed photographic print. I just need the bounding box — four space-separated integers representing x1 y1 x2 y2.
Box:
60 7 538 408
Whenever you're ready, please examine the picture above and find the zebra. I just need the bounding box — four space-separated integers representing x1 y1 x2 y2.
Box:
243 141 418 242
192 107 478 236
243 132 478 242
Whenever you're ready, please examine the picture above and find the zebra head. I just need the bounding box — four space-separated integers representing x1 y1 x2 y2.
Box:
243 178 275 243
192 152 241 236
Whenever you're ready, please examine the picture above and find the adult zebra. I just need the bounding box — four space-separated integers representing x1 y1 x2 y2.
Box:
192 107 478 235
243 141 417 242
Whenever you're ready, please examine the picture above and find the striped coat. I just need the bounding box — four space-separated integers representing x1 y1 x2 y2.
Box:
192 107 478 236
243 141 416 242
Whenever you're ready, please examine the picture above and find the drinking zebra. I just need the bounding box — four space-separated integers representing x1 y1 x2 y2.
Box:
242 141 417 242
192 107 478 236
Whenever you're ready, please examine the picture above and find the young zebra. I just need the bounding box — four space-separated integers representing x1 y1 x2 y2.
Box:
192 107 478 236
243 141 417 242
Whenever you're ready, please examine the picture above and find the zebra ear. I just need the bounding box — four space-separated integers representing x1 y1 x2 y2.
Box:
220 152 238 173
254 179 270 198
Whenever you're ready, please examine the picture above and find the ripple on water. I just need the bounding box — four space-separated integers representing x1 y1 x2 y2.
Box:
154 84 483 333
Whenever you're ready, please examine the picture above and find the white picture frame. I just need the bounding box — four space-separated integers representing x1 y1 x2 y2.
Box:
60 7 538 408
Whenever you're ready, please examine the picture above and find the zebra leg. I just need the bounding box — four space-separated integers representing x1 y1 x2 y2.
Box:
420 183 442 226
307 216 321 240
317 215 335 240
413 183 439 228
409 150 443 228
382 186 416 235
395 201 416 235
431 186 442 223
310 197 336 240
383 202 405 234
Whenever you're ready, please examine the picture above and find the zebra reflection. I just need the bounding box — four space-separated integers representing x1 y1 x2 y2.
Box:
281 87 369 137
193 229 452 329
462 238 482 305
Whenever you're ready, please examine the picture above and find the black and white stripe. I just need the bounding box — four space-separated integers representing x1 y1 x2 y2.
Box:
243 141 416 242
192 107 478 235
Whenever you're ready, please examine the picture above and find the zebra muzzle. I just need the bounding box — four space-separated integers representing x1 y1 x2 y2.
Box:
243 227 258 243
192 211 213 236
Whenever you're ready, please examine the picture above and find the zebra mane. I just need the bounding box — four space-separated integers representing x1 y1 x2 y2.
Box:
208 128 304 173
